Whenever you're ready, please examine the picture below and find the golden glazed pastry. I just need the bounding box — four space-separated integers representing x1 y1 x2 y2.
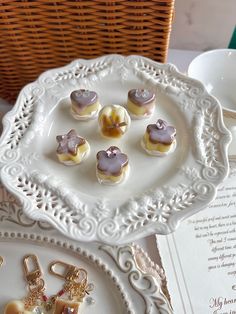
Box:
70 89 101 120
96 146 129 185
56 129 90 165
142 119 176 156
127 88 156 119
98 104 131 139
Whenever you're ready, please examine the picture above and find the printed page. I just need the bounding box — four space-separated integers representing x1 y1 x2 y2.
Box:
157 166 236 314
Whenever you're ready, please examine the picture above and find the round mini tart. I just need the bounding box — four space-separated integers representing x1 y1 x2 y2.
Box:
127 88 156 119
141 119 176 156
98 104 131 139
56 129 90 165
96 146 129 185
70 89 101 120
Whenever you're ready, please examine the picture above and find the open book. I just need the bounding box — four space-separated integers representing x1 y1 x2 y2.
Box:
157 162 236 314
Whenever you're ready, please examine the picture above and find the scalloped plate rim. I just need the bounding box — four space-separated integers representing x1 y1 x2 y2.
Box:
0 54 232 244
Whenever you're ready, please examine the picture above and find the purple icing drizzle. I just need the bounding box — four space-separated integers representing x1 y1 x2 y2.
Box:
70 89 98 109
56 129 85 156
97 146 128 176
147 119 176 145
128 88 155 106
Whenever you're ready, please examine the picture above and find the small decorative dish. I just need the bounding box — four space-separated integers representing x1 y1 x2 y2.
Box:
0 55 231 244
0 188 172 314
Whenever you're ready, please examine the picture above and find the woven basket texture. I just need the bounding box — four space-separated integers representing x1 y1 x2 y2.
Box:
0 0 174 102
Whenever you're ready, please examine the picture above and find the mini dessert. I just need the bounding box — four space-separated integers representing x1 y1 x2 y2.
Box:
70 89 101 120
56 129 90 165
54 299 80 314
98 104 130 139
127 88 156 119
4 300 37 314
96 146 129 185
142 119 176 156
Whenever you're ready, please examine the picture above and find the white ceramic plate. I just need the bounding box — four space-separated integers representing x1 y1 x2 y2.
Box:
0 55 231 244
0 190 172 314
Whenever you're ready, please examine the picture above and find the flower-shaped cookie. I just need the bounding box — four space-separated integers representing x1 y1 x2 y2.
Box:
96 146 129 185
70 89 101 120
56 129 90 165
147 119 176 144
142 119 177 156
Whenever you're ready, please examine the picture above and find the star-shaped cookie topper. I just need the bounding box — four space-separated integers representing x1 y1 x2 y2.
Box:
56 129 85 156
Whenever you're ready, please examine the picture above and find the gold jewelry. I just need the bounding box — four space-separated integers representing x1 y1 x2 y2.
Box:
4 254 47 314
23 254 46 309
23 255 65 311
4 256 94 314
49 261 94 303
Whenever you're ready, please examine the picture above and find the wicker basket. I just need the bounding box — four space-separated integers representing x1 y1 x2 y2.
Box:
0 0 174 103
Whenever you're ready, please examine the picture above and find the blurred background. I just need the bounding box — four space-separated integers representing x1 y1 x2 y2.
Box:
0 0 235 104
170 0 235 50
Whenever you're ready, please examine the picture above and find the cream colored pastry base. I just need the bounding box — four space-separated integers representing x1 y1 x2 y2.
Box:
127 99 155 119
141 137 176 157
96 164 130 185
71 101 101 121
57 142 90 166
128 108 154 120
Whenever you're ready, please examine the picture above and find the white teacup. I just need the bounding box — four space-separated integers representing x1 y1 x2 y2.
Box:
188 49 236 118
188 49 236 158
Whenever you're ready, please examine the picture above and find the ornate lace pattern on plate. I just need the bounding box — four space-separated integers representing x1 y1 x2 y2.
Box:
0 55 231 244
0 198 173 314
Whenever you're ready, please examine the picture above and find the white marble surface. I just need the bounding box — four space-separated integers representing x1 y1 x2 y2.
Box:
170 0 236 50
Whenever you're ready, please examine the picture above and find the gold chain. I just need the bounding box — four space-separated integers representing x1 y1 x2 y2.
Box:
23 255 46 310
49 261 92 302
63 280 88 302
24 288 44 309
